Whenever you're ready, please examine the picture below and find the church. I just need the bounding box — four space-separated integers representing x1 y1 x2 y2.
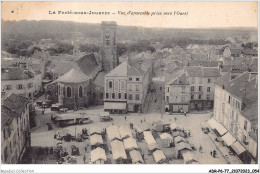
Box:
46 21 118 110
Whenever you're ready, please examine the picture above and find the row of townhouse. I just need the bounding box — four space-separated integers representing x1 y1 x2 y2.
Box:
104 59 153 113
1 66 42 99
165 66 220 113
1 94 31 164
212 71 258 164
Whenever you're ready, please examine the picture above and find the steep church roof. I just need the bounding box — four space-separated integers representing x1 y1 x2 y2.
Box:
76 53 99 76
57 68 90 83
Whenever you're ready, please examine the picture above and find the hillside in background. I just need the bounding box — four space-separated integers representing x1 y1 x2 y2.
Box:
2 20 258 45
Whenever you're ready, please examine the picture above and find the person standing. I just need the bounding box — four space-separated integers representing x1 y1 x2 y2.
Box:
83 155 86 164
213 149 216 158
125 115 127 120
199 145 202 153
210 151 213 157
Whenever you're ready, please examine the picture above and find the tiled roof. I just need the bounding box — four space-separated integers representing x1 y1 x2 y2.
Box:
76 53 99 76
185 66 204 77
214 72 257 121
221 64 248 73
202 67 221 77
128 63 145 76
1 67 33 80
93 71 106 87
2 94 30 130
57 68 90 83
187 60 219 67
168 73 189 85
248 58 258 72
223 57 251 66
106 62 128 77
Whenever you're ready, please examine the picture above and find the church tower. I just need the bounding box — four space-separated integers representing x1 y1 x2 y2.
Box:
101 21 118 73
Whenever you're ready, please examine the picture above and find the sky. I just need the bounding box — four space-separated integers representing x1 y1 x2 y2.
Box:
1 1 258 28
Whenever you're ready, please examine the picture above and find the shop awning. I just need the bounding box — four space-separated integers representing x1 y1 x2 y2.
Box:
143 131 156 145
106 125 122 142
104 102 126 110
231 141 246 155
221 132 236 146
207 118 227 136
123 137 138 151
129 150 144 164
89 134 104 146
153 150 166 164
90 147 107 163
119 125 133 139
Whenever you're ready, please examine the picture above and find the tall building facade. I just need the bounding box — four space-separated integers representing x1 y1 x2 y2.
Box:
213 72 258 164
101 21 118 73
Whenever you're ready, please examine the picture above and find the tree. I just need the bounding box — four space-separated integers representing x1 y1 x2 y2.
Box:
117 43 127 57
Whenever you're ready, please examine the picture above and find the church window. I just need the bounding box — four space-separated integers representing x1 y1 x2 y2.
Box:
66 86 72 98
79 86 83 98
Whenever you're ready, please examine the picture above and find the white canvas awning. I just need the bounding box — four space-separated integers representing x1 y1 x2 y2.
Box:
153 150 166 164
182 151 199 164
170 122 179 130
129 150 144 164
119 125 133 139
90 147 107 163
89 134 104 146
106 125 122 142
104 102 126 110
207 118 227 136
221 132 236 146
174 135 188 144
89 125 103 135
110 140 127 160
231 141 246 155
160 133 173 141
143 131 156 145
123 137 138 151
134 122 150 133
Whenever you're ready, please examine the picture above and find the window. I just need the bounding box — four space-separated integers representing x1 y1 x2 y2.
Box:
199 86 202 91
135 94 140 100
125 93 127 99
228 96 231 103
199 78 202 84
128 94 133 100
4 147 8 162
109 81 113 88
191 86 194 92
191 94 194 100
244 120 248 131
136 85 139 91
106 93 109 99
191 77 195 84
129 78 132 81
181 86 186 93
136 78 139 81
112 93 115 99
79 86 83 98
206 94 210 100
166 96 169 102
222 103 225 115
118 93 121 99
66 86 72 98
58 85 60 95
27 83 33 89
198 94 202 99
242 134 247 144
208 79 211 83
129 85 132 91
237 102 240 110
167 87 169 92
5 85 12 90
10 142 12 153
207 87 211 92
17 84 23 90
3 128 6 140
